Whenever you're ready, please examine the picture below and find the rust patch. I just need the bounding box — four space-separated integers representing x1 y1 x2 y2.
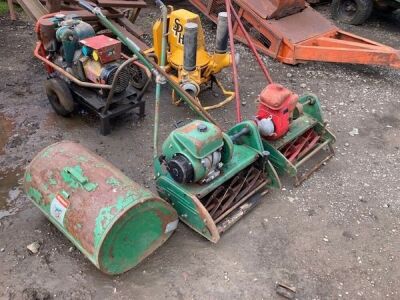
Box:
190 194 220 243
178 122 199 134
26 141 159 256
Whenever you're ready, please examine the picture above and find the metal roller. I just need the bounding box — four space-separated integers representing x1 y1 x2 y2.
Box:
24 141 178 275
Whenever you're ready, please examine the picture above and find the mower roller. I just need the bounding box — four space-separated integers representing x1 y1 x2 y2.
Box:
188 0 400 69
24 141 178 275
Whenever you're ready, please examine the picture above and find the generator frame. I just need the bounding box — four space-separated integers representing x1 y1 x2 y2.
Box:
34 15 151 135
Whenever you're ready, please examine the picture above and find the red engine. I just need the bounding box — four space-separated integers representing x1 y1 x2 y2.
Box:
255 83 299 140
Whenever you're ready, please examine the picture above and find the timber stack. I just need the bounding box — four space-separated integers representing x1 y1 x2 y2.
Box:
15 0 148 50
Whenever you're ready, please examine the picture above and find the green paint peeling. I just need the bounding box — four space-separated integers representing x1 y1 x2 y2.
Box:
93 189 153 248
41 148 53 158
48 177 57 186
28 187 43 204
61 165 98 192
106 177 120 187
25 172 32 183
47 171 57 186
95 163 107 168
60 190 70 199
77 155 89 162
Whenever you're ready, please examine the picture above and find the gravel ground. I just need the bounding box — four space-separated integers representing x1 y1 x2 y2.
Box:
0 2 399 299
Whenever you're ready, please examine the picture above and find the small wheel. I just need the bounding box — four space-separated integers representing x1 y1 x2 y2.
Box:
128 64 148 90
331 0 373 24
45 78 74 117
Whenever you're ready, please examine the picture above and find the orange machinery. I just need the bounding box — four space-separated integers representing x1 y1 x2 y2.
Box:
188 0 400 68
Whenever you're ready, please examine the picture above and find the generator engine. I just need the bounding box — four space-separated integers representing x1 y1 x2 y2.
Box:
37 14 131 94
79 35 130 93
255 83 299 140
161 120 233 184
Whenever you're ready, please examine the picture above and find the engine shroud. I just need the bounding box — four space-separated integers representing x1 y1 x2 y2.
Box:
256 83 299 140
161 120 226 184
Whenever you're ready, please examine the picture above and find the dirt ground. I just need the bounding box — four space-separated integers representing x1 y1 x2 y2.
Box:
0 1 400 299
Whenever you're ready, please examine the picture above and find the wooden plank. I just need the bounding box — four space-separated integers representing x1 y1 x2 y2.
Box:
46 0 61 12
116 16 143 38
109 19 149 50
58 9 123 20
60 4 82 10
16 0 48 21
96 0 147 8
7 0 16 20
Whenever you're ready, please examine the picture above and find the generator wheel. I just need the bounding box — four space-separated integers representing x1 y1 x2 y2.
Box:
45 78 75 117
331 0 373 24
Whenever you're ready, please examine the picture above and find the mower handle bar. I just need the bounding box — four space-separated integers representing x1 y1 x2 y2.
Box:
230 126 250 144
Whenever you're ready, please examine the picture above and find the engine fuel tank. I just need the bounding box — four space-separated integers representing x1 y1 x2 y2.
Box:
24 141 178 275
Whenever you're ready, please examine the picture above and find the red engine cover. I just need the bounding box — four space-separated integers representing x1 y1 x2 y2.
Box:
80 35 121 64
256 83 299 140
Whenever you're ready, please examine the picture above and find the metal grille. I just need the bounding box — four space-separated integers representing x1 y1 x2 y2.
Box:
107 67 130 94
209 0 225 18
240 18 271 49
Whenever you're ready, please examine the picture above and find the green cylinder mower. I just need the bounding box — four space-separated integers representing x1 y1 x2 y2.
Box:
155 120 281 242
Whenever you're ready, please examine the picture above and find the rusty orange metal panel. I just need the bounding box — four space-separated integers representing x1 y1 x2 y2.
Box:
265 6 336 43
188 0 400 69
294 44 400 67
236 0 305 19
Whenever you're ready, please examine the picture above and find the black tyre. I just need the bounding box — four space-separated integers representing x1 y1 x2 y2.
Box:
45 78 75 117
331 0 373 25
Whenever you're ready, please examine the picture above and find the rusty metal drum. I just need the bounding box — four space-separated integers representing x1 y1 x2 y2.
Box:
24 141 178 275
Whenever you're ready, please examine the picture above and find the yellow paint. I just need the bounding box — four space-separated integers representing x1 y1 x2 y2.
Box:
92 50 99 61
152 8 233 110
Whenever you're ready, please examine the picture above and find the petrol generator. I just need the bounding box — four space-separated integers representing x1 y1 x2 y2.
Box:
35 14 150 135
